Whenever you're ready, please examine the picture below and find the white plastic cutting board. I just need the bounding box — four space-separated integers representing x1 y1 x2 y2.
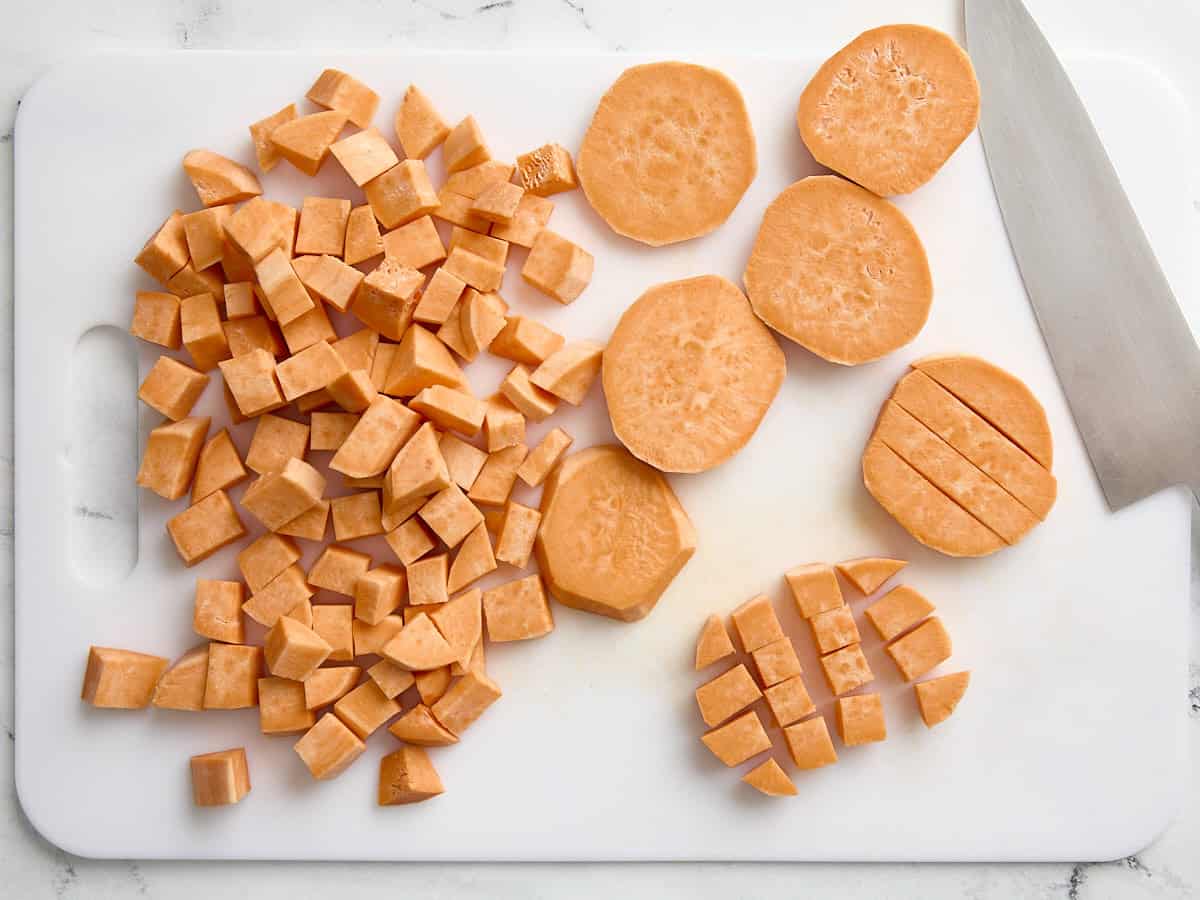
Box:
13 51 1194 861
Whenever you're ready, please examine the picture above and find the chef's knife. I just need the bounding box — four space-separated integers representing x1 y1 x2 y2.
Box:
965 0 1200 509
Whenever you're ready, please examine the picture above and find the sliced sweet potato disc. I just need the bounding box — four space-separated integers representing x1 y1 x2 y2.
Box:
743 176 932 365
577 61 756 246
796 24 980 196
535 445 696 622
912 355 1054 469
603 275 785 473
862 440 1004 557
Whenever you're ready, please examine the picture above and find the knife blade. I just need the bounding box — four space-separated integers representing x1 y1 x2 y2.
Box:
965 0 1200 510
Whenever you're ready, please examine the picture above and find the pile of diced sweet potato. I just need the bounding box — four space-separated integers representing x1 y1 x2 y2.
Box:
87 67 604 807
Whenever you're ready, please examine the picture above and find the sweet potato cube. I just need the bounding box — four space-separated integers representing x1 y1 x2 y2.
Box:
152 647 208 710
139 356 209 420
491 192 554 248
429 589 483 665
166 261 223 300
494 501 539 568
344 204 384 266
368 659 416 699
354 565 407 625
742 757 798 797
249 102 296 172
327 369 377 413
914 671 970 727
381 612 457 671
443 159 513 198
531 340 603 406
449 227 509 265
836 557 908 595
515 427 573 488
307 68 378 128
243 564 314 627
419 484 483 548
271 109 348 176
470 180 523 225
305 667 362 709
331 395 421 478
413 268 465 327
785 563 843 619
516 142 576 197
309 412 359 452
490 316 565 367
351 257 425 340
522 230 593 304
783 716 838 769
178 293 230 372
695 614 735 670
135 211 190 284
701 709 771 767
378 746 444 805
751 637 803 687
329 491 383 541
730 595 785 653
167 490 246 566
443 115 490 174
334 679 401 739
498 364 558 422
388 704 457 746
415 666 452 706
183 149 262 207
410 385 486 437
820 643 875 696
182 205 233 271
223 316 285 359
245 414 309 476
281 302 338 355
330 127 398 187
394 84 449 159
296 197 352 256
434 189 491 232
265 615 332 681
364 160 439 230
190 748 251 806
310 605 354 663
385 324 465 397
238 532 302 593
131 291 182 349
385 516 436 566
468 444 527 507
482 574 553 643
406 553 449 607
137 416 208 500
459 290 508 361
695 663 762 728
240 458 325 531
219 349 284 417
385 422 450 510
276 339 347 403
288 597 315 629
223 282 258 319
258 677 317 734
224 197 296 263
442 246 503 293
382 215 445 269
762 674 815 728
294 713 365 780
865 585 935 642
433 436 483 494
809 605 861 655
81 646 168 709
204 643 262 709
194 580 245 644
446 524 496 593
431 668 500 735
886 617 952 682
352 615 404 657
836 693 887 746
277 496 329 542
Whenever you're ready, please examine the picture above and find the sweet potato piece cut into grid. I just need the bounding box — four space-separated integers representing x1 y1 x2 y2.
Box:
835 557 908 595
886 616 952 682
864 585 934 642
271 110 348 176
742 758 797 797
183 149 262 207
695 614 735 670
914 670 970 727
694 663 761 728
783 716 838 769
304 667 362 710
394 85 450 159
388 704 458 746
700 709 771 767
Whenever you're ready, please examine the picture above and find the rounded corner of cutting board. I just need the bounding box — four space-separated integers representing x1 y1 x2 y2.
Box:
14 755 109 861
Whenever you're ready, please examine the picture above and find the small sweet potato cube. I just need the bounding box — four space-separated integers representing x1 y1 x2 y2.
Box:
221 236 257 283
354 565 407 625
382 215 445 270
701 709 771 767
809 605 861 655
381 612 456 670
352 257 425 340
246 414 309 476
446 524 496 593
385 324 465 397
914 671 970 727
415 666 452 706
278 498 330 541
311 412 360 451
331 127 399 186
413 268 466 326
352 614 404 657
820 643 875 696
482 574 553 642
312 605 355 662
516 427 573 487
730 594 785 653
131 291 182 349
394 84 449 159
167 490 246 566
305 666 362 709
522 230 593 303
327 369 377 413
182 205 233 272
249 102 297 172
183 149 261 207
368 659 416 699
166 261 223 300
836 557 908 595
378 746 444 805
494 501 539 568
179 293 231 372
190 748 251 806
139 356 209 420
265 615 332 681
334 679 401 739
364 160 439 230
81 646 168 708
289 597 315 629
419 484 483 548
194 580 245 644
220 348 285 417
240 457 325 531
490 315 564 366
224 197 297 263
865 585 935 642
786 563 844 618
332 491 384 541
449 227 508 265
223 316 285 359
294 713 366 780
243 564 314 627
304 542 369 600
444 159 514 197
695 614 735 671
406 554 449 607
460 290 508 361
443 115 491 174
280 302 338 355
695 663 762 728
429 589 482 665
751 637 803 687
331 395 422 478
223 282 258 319
238 532 302 593
135 211 189 284
258 677 317 734
886 617 952 682
411 385 486 437
490 193 554 248
271 109 349 176
344 204 384 266
276 338 348 402
836 693 887 746
516 142 577 196
783 716 838 769
255 248 316 325
468 444 527 507
442 246 503 292
385 422 450 510
388 704 457 746
307 68 378 128
204 643 262 709
762 674 815 727
436 436 485 492
434 189 491 232
137 416 208 500
498 364 558 422
385 516 436 566
743 758 798 797
296 197 352 256
431 668 500 735
470 180 523 225
530 341 602 406
152 647 208 711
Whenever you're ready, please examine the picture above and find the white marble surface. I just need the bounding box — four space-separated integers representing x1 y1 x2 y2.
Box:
1 0 1198 896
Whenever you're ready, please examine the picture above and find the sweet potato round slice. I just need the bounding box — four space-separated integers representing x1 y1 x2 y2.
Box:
577 61 756 246
535 445 696 622
796 24 979 196
743 176 932 365
603 275 785 473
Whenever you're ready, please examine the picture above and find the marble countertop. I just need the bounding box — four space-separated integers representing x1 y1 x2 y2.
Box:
1 0 1197 896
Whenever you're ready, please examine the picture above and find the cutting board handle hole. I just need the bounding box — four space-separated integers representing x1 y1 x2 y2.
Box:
68 325 138 585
